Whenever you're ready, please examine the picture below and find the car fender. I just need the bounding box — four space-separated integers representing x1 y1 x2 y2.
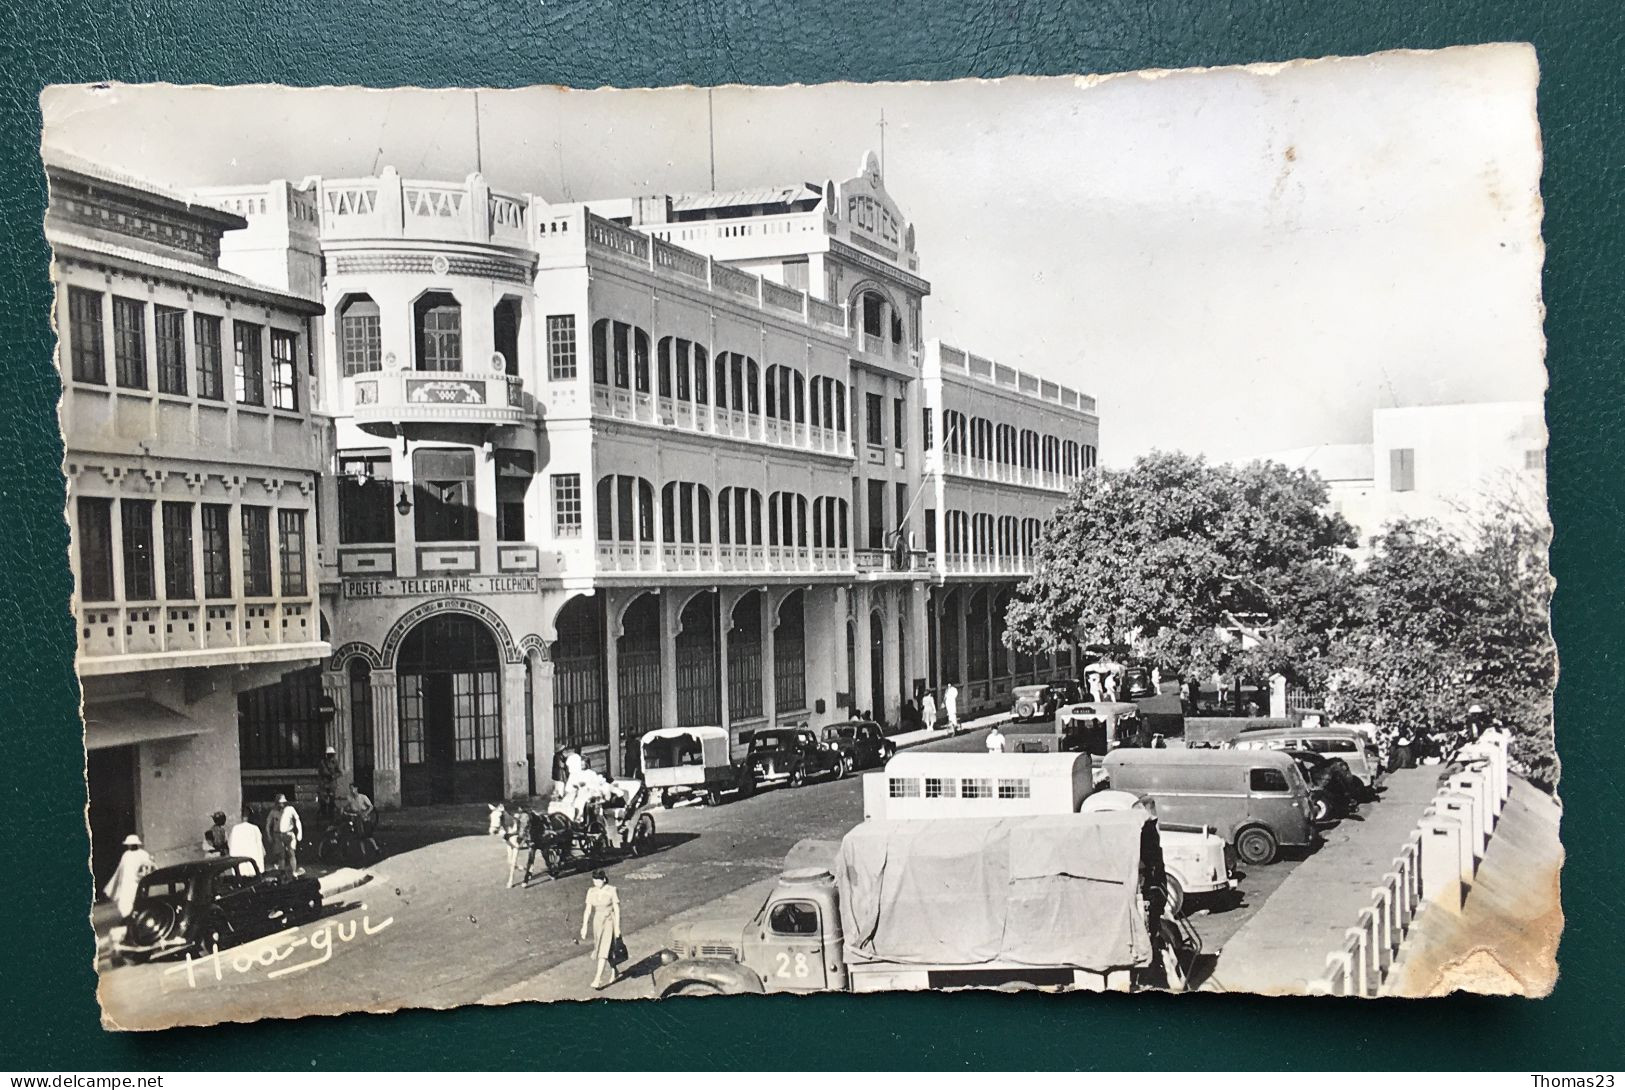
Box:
654 957 768 997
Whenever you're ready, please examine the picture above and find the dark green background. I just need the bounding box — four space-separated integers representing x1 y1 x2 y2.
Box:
2 0 1618 1070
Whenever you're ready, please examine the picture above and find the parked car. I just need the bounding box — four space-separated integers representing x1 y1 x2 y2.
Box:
821 720 895 771
748 727 846 788
1284 750 1362 822
1102 748 1315 866
115 856 323 963
1011 680 1081 723
1232 726 1383 791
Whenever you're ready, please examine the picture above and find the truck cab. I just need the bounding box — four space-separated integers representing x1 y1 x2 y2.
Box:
658 868 848 997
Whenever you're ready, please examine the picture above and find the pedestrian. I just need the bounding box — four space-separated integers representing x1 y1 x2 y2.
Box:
945 683 960 733
346 782 377 835
201 811 230 856
578 868 623 991
317 747 343 818
985 725 1006 754
102 834 154 920
921 691 938 730
275 793 304 875
227 805 266 872
264 796 285 870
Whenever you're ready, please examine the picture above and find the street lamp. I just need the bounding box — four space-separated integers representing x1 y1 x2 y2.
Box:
396 489 413 517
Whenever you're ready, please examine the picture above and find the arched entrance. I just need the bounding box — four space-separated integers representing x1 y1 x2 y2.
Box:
348 659 375 798
397 614 503 805
676 591 720 727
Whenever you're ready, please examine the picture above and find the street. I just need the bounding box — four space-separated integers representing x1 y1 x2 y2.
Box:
98 724 1306 1026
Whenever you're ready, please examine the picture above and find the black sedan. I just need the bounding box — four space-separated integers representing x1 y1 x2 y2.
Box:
115 856 323 962
1286 750 1362 822
821 720 896 771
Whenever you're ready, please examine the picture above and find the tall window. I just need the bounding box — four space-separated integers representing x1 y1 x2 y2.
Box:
552 474 582 537
194 314 224 400
493 298 522 376
238 667 324 770
865 392 884 447
922 407 934 452
495 450 534 542
413 448 476 541
76 497 114 602
161 502 194 599
201 504 231 598
120 499 155 601
154 306 186 395
241 506 272 596
415 293 462 372
893 397 906 450
339 297 382 377
233 321 264 406
867 479 886 549
112 297 147 390
68 288 105 384
547 315 577 380
278 509 307 596
270 329 299 411
337 452 395 543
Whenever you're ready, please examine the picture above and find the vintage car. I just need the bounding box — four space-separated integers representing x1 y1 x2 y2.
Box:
115 856 323 962
821 720 896 771
1282 749 1362 822
1011 680 1082 723
1079 789 1237 916
748 727 846 788
1056 701 1146 757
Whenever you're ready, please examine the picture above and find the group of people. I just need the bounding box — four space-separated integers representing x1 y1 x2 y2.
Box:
1385 705 1498 770
918 684 961 733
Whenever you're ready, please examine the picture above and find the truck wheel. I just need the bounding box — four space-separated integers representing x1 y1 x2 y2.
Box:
1236 826 1279 866
1310 795 1331 823
666 981 722 999
1163 874 1186 917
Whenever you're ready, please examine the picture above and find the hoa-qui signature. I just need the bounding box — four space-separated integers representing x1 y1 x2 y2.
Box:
162 904 394 988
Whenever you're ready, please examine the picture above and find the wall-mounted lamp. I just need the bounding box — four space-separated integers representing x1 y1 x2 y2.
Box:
396 489 414 517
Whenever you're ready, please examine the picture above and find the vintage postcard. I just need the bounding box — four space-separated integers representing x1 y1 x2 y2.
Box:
42 42 1556 1030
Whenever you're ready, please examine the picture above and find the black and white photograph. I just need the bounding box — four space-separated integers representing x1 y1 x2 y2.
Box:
41 42 1558 1030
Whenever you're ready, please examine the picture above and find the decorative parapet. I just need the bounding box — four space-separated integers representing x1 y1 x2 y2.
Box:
934 340 1097 416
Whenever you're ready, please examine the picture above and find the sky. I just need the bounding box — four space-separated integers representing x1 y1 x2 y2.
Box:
39 44 1546 466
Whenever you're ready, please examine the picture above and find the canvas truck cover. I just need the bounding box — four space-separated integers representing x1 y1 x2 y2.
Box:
835 812 1155 971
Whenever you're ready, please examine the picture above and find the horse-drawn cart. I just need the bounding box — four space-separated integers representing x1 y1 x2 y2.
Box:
491 780 657 887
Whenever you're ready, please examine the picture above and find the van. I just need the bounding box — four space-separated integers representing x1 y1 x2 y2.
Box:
1231 726 1383 789
1102 749 1314 865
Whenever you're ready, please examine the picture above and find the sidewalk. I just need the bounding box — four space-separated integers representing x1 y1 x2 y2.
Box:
1202 766 1445 995
1384 775 1562 997
887 709 1011 750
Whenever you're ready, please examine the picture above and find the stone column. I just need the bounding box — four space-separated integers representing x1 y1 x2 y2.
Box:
531 657 557 797
501 661 529 799
369 668 402 809
761 590 777 726
905 583 928 703
955 593 971 692
604 597 623 780
322 669 351 782
659 592 680 729
717 596 732 733
851 585 873 719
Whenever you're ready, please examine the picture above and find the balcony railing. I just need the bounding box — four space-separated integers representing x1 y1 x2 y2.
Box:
77 600 326 674
939 554 1035 576
593 542 867 576
583 384 856 459
348 368 530 437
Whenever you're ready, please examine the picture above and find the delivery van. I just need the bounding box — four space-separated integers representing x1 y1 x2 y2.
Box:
1101 749 1314 865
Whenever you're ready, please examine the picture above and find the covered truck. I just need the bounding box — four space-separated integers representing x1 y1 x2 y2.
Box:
652 812 1198 997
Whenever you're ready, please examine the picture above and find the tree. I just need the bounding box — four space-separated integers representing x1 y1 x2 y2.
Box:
1326 512 1557 789
1004 451 1357 686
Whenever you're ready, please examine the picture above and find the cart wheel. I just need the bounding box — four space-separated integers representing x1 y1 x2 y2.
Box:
1164 874 1186 918
631 813 656 855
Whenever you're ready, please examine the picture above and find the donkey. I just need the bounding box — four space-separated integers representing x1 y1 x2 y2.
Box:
487 801 558 889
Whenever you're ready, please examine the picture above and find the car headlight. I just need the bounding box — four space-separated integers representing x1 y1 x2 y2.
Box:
659 948 679 965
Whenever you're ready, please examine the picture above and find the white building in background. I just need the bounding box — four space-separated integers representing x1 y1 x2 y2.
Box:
1265 401 1547 554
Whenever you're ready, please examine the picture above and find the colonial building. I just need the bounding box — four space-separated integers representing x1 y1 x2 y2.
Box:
47 153 330 883
196 153 1098 810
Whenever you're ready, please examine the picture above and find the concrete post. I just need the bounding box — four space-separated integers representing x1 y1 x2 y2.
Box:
1419 817 1464 915
1451 772 1494 839
851 585 873 720
368 668 401 809
1432 793 1483 868
501 661 528 799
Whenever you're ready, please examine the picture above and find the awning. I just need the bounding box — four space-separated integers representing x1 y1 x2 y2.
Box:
83 700 207 750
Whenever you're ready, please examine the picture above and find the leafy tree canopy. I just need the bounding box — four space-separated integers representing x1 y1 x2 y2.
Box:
1004 451 1357 682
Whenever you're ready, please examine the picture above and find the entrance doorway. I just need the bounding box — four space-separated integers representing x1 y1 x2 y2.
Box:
87 743 138 887
397 614 503 805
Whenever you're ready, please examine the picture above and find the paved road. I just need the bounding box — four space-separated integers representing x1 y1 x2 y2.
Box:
96 725 1305 1025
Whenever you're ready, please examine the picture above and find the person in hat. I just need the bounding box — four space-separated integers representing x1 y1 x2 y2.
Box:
274 793 305 876
227 804 266 872
102 835 154 919
577 868 623 991
317 746 343 818
201 811 230 857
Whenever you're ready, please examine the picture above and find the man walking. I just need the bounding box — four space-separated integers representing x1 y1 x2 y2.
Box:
945 683 960 734
275 793 304 876
102 834 155 921
317 747 343 818
985 725 1007 754
264 795 285 870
